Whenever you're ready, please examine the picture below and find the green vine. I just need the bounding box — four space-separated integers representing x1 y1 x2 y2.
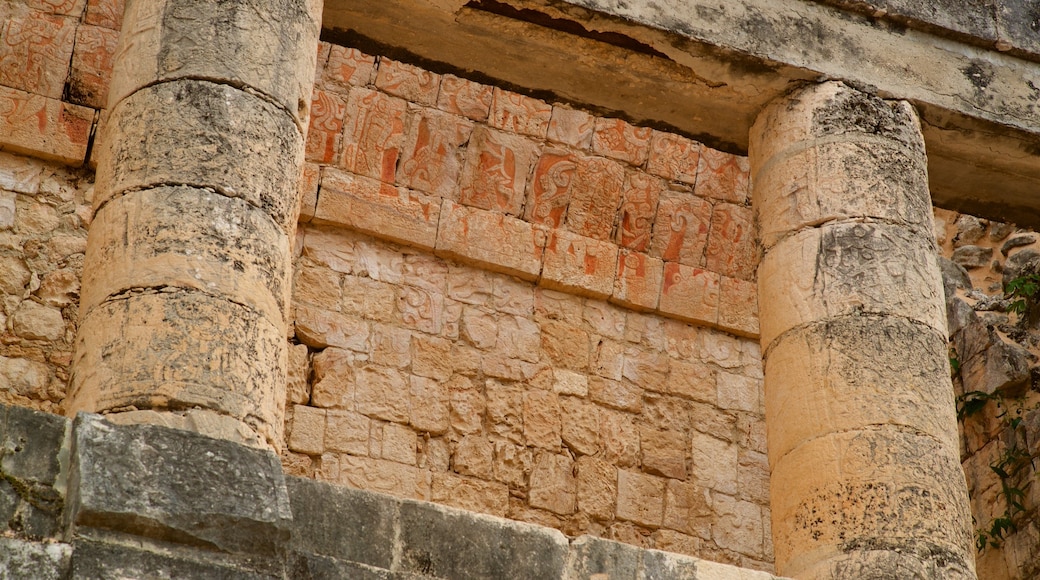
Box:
957 390 1039 552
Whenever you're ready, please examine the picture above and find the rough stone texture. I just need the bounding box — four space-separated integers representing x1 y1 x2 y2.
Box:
81 185 291 323
398 500 569 579
93 79 305 232
752 82 975 578
68 291 286 447
0 152 90 415
0 537 71 580
67 413 293 555
107 0 321 127
69 538 279 579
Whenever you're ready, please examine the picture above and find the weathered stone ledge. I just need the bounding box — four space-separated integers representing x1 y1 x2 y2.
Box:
0 402 784 579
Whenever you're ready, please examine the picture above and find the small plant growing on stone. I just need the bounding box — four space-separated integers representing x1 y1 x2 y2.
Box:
1005 272 1040 317
957 390 1039 552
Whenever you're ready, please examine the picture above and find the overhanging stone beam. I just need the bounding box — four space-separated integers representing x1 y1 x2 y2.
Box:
322 0 1040 227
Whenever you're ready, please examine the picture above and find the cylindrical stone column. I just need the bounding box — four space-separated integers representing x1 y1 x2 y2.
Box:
68 0 323 448
751 82 976 579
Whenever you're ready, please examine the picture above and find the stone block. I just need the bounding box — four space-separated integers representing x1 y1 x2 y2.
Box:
108 0 320 127
68 24 117 109
599 408 640 468
408 375 449 435
713 494 764 558
289 554 393 580
430 472 508 517
639 427 687 479
341 87 408 183
612 249 663 311
616 470 665 527
523 390 561 449
690 431 738 495
95 80 304 232
295 303 370 351
566 536 642 579
397 499 568 579
1 404 69 487
559 396 598 456
547 106 595 149
305 89 346 164
458 126 540 216
695 147 750 204
69 291 287 446
355 365 410 423
553 369 589 397
757 222 947 349
0 10 76 99
649 190 712 266
67 414 292 555
436 200 547 281
323 409 367 455
593 118 651 167
397 108 473 198
647 131 701 185
0 85 93 165
663 479 712 539
765 316 959 466
541 229 618 299
718 276 759 338
437 74 493 122
85 0 124 29
314 168 441 251
82 186 291 323
321 45 376 92
70 537 278 579
770 428 974 579
753 140 930 248
589 376 641 413
659 263 720 325
576 456 617 520
616 171 663 252
375 59 440 106
529 452 577 515
489 88 552 138
705 203 757 281
337 454 428 500
11 299 65 341
0 537 70 580
288 405 326 456
287 476 397 569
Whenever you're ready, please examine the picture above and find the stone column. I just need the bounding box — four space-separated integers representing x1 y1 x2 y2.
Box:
68 0 323 448
751 82 976 579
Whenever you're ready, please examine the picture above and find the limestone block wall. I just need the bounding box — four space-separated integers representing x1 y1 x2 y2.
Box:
934 209 1040 580
0 152 91 414
280 45 772 571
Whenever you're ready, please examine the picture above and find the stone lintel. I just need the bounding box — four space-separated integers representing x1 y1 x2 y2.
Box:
321 0 1040 228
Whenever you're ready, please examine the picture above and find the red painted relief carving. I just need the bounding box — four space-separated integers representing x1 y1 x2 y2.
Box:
525 150 577 229
25 0 85 17
705 203 757 280
458 127 537 216
375 58 440 106
0 11 76 99
85 0 125 29
565 156 626 241
323 45 376 92
399 109 473 198
593 118 652 167
647 131 700 185
695 147 751 204
305 89 345 164
437 75 493 122
616 171 663 252
649 192 712 267
341 87 407 183
490 88 552 138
